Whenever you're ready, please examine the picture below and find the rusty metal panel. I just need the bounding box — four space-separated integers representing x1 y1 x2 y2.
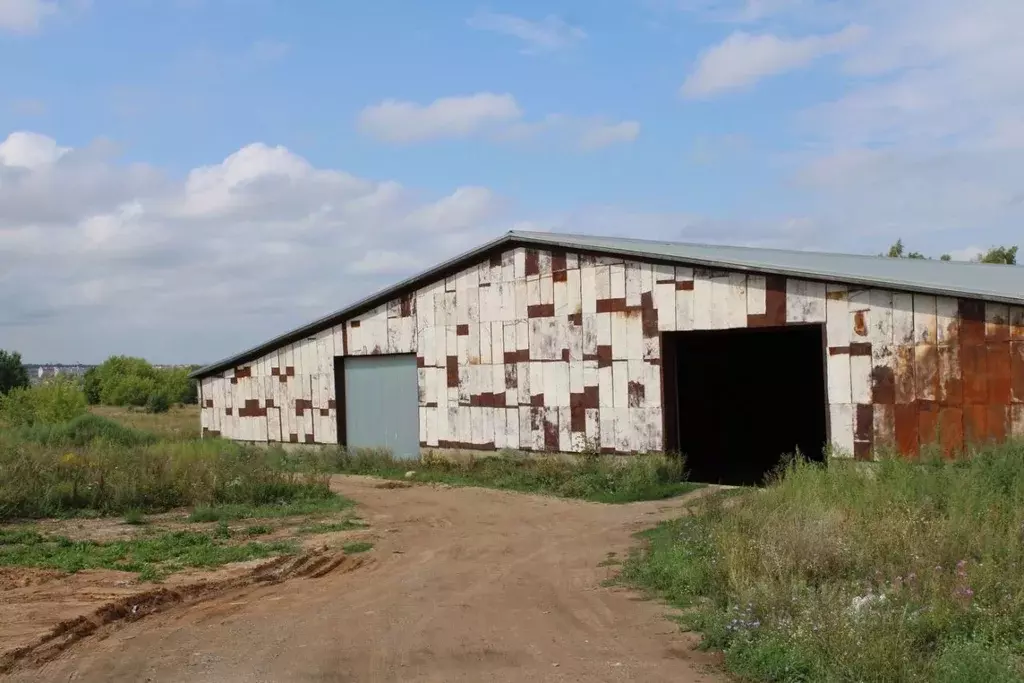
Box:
829 403 854 456
747 275 767 317
496 281 513 321
421 326 436 368
1011 342 1024 404
986 303 1011 341
873 403 895 450
786 279 827 323
894 403 918 456
387 316 415 353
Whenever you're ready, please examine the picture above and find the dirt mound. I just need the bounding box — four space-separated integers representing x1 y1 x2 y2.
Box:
0 549 367 675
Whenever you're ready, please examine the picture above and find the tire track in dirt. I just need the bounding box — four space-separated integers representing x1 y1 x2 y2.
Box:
0 550 368 675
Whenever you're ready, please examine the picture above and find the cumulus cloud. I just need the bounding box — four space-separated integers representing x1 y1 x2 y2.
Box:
466 10 586 54
681 24 867 97
0 0 58 32
358 93 640 150
357 93 523 144
0 131 509 363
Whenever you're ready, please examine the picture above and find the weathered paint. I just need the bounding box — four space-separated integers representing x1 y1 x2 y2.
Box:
201 244 1024 458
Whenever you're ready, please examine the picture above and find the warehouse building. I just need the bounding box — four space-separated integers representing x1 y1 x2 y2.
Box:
191 231 1024 484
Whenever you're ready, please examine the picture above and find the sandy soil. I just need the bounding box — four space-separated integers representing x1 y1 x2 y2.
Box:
2 477 724 683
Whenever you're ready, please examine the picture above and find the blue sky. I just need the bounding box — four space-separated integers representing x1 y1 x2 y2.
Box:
1 0 1022 363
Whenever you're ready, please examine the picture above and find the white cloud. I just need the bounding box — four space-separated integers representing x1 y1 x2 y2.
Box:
358 94 640 150
0 131 509 363
0 131 68 168
682 24 866 97
467 10 586 54
0 0 58 32
578 120 642 150
357 93 523 143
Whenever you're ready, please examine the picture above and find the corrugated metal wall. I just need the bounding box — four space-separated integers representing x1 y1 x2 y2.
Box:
199 246 1024 458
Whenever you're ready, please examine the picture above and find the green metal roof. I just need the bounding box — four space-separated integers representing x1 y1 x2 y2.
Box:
192 230 1023 379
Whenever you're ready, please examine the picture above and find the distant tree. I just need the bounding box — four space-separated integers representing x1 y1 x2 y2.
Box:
977 245 1018 265
884 239 953 262
82 366 102 405
0 350 29 396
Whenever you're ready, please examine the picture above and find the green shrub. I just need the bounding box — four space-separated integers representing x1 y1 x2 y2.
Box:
0 438 334 520
9 413 158 448
90 356 198 408
146 393 170 414
0 349 29 396
0 377 88 427
620 443 1024 683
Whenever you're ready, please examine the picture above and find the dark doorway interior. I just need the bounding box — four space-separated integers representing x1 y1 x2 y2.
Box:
663 324 828 486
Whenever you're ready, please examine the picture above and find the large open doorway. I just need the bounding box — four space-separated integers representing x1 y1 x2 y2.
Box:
662 324 828 486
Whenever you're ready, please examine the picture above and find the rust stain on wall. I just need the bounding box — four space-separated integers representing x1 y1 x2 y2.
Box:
675 281 694 291
987 343 1012 404
504 363 518 389
446 356 459 388
596 298 627 314
871 366 896 405
850 342 871 356
938 345 963 406
915 344 940 401
854 404 873 461
456 324 469 336
628 381 645 408
988 404 1008 443
964 404 987 446
596 345 613 368
939 407 964 458
531 393 545 407
853 311 868 337
234 367 252 378
1011 342 1024 403
961 345 988 405
894 403 919 456
747 275 786 327
525 249 540 277
894 347 916 404
527 304 555 318
551 250 567 273
553 270 568 283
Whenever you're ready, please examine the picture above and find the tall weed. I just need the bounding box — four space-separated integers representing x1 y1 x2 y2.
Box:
620 443 1024 682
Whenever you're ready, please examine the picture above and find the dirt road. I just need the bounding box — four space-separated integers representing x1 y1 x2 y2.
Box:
7 477 723 683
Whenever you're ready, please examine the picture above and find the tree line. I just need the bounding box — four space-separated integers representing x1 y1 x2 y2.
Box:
884 239 1017 264
0 350 198 416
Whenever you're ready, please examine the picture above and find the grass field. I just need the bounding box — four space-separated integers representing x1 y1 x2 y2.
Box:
88 404 199 441
619 445 1024 683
